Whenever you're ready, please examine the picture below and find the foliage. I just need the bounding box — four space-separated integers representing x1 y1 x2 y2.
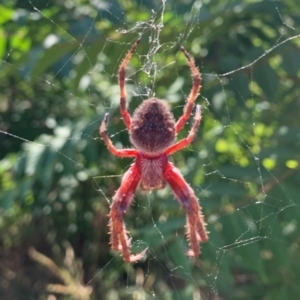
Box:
1 0 300 299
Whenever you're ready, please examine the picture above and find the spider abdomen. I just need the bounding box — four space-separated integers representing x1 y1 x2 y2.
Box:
130 98 176 154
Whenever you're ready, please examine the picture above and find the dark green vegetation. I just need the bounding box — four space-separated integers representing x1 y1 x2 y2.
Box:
1 0 300 299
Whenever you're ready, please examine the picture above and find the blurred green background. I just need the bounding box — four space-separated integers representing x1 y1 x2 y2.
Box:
1 0 300 299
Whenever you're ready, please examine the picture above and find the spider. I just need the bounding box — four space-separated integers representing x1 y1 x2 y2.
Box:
100 39 208 262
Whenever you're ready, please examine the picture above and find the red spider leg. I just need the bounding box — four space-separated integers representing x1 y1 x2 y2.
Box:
163 162 208 257
165 104 201 156
119 38 141 130
100 113 137 157
175 46 202 133
109 163 148 262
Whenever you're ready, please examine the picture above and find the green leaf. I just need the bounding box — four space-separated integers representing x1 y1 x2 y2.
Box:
0 5 13 24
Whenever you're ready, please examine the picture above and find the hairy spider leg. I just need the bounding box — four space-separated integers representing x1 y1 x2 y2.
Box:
100 113 137 157
100 113 147 261
109 164 148 262
175 47 202 133
118 38 141 130
166 105 202 156
163 162 208 257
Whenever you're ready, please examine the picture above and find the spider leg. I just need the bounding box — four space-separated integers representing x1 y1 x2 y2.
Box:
100 113 137 157
175 47 202 133
109 163 148 262
163 162 208 258
119 38 141 130
165 105 201 156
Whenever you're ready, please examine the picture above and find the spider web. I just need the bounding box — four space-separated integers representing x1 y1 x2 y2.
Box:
1 0 300 299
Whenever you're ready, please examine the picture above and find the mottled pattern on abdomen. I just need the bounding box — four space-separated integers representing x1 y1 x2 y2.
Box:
130 98 175 155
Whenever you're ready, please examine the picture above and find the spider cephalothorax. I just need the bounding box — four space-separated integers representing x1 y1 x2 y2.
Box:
130 98 176 155
100 39 208 262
